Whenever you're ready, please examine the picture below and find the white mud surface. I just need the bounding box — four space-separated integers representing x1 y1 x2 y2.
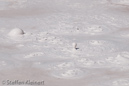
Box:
0 0 129 86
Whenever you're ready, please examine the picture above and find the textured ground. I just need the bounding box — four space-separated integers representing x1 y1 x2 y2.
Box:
0 0 129 86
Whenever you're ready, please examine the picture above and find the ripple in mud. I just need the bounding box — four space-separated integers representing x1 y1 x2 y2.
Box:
51 68 85 79
33 61 75 70
0 0 28 9
106 52 129 66
110 0 129 5
24 52 44 59
120 51 129 59
80 40 119 56
87 25 103 33
84 25 114 35
112 78 129 86
75 58 95 67
89 40 105 45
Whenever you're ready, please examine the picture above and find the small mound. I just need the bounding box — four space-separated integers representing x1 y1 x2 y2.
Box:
8 28 25 36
